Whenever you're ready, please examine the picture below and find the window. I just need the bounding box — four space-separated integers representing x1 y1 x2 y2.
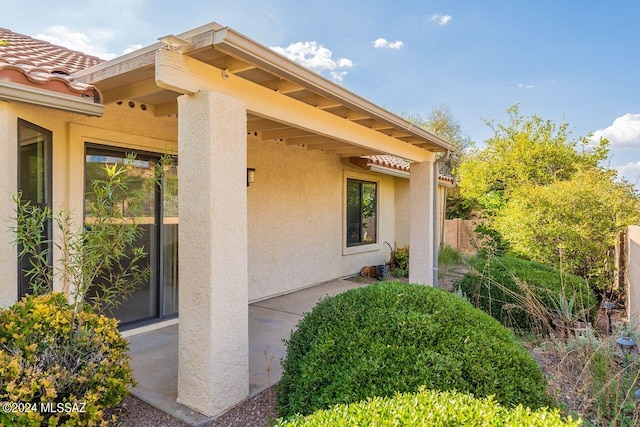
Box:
17 120 52 297
85 145 178 328
346 178 377 246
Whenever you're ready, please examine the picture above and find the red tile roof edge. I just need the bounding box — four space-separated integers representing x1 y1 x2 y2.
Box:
0 28 104 103
363 155 455 183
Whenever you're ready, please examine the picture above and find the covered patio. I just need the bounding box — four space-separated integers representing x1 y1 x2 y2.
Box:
125 278 369 425
67 21 454 418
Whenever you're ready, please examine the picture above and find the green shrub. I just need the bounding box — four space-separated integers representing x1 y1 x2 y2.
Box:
438 244 462 266
0 293 135 426
387 245 409 275
277 281 551 419
457 255 597 332
275 387 580 427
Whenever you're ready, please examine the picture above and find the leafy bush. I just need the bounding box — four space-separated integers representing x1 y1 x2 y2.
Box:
0 293 135 426
277 281 550 419
275 387 580 427
387 245 409 277
493 168 640 291
457 255 597 332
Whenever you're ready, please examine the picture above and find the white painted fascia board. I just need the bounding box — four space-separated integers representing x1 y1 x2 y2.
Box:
213 27 455 152
0 81 104 117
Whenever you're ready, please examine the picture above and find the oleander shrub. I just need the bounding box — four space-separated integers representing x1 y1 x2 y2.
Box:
457 255 597 332
275 387 581 427
277 281 551 419
0 292 135 426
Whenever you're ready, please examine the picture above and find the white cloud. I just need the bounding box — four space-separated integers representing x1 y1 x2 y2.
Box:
372 38 404 49
518 82 535 89
616 161 640 185
35 25 117 60
592 113 640 148
271 41 354 83
123 44 143 55
430 14 453 26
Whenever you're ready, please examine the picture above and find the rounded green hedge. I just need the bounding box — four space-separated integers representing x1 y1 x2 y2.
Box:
0 293 135 426
277 281 551 419
457 255 597 331
275 387 580 427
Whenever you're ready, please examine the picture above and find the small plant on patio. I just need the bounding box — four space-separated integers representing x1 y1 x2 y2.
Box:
277 281 551 419
0 292 135 426
274 387 581 427
457 255 597 333
387 245 409 278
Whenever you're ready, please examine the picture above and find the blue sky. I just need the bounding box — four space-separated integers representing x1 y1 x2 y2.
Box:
4 1 640 183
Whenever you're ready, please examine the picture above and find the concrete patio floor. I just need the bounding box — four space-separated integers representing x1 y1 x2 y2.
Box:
126 278 369 425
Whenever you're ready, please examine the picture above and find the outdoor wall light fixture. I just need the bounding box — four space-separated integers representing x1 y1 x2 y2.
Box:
247 168 256 187
616 336 637 355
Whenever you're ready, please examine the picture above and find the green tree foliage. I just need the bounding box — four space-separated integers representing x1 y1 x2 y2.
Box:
494 169 640 290
458 105 639 291
402 103 472 178
459 104 608 214
402 103 474 218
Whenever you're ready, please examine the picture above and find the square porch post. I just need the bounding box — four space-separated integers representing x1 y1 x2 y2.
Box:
0 101 17 307
176 90 248 416
409 160 436 286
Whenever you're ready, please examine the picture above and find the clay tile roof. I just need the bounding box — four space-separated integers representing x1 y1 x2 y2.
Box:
363 155 455 183
365 154 411 171
0 28 104 103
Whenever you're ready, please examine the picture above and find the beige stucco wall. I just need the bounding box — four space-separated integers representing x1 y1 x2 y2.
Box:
247 136 397 301
394 178 410 248
0 101 18 307
2 97 416 306
628 226 640 329
0 99 177 306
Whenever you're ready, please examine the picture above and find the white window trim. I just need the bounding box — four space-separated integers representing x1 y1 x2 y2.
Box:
343 170 381 256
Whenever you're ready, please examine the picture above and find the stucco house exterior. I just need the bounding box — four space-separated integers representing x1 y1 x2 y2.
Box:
0 22 454 417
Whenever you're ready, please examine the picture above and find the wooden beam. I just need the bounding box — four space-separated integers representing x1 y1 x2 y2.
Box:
155 101 178 116
306 142 354 150
225 58 256 74
260 127 313 140
102 78 161 104
315 98 343 109
247 118 287 132
155 49 434 162
284 135 340 146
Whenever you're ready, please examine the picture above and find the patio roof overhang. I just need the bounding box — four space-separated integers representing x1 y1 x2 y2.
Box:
73 22 453 162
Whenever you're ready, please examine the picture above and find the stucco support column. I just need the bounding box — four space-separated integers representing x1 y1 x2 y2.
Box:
409 160 435 286
0 101 17 307
176 90 248 416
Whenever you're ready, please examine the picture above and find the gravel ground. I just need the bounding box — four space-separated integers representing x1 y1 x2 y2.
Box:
113 387 276 427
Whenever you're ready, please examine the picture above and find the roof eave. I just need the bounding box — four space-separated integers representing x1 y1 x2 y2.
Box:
0 81 104 117
213 27 455 152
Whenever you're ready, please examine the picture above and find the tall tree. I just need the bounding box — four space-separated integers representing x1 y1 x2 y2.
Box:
458 104 639 292
402 102 472 178
458 104 608 213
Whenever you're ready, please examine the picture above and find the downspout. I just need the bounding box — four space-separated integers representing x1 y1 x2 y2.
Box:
433 150 451 287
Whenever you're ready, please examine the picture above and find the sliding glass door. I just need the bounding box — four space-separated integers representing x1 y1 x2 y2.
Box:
85 145 178 327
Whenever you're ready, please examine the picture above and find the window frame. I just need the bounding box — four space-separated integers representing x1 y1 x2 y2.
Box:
17 119 53 298
343 172 380 255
